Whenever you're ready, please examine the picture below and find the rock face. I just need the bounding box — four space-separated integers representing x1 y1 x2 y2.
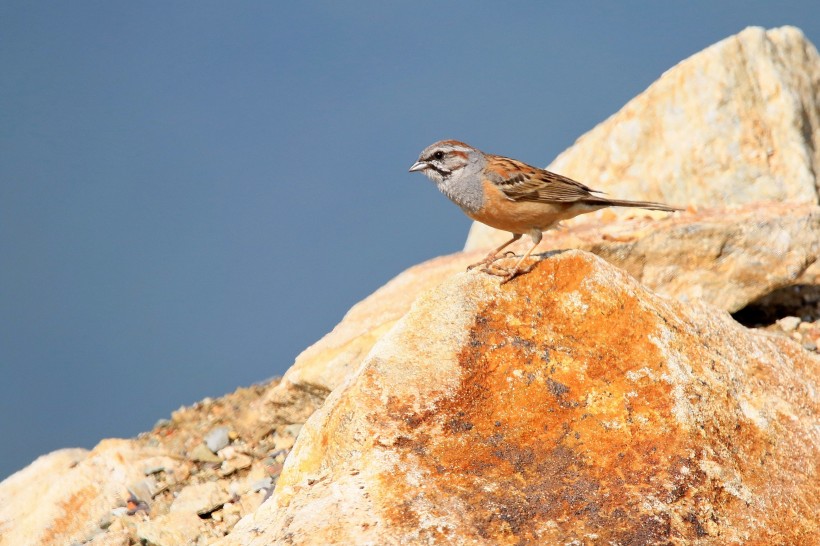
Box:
466 26 820 250
223 251 819 545
0 385 296 546
260 254 470 426
0 441 180 546
470 201 818 313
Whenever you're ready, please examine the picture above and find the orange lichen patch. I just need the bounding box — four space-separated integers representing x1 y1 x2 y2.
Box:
40 486 96 544
377 254 787 543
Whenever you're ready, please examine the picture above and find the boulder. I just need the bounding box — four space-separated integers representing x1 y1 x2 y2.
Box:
222 251 819 545
255 202 819 418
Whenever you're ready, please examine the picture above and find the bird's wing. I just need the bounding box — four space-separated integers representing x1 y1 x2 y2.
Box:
486 155 602 203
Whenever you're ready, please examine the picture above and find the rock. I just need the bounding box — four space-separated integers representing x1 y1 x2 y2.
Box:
258 253 470 427
205 427 231 453
135 512 204 546
221 251 819 545
282 423 303 438
0 383 279 546
466 26 820 248
218 454 253 477
189 443 222 464
469 202 820 313
126 478 156 507
170 481 231 516
85 528 133 546
0 442 174 546
776 316 802 332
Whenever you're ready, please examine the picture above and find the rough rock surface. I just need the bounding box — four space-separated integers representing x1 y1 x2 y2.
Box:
0 384 297 546
223 251 819 545
466 26 820 249
0 441 177 546
259 254 469 426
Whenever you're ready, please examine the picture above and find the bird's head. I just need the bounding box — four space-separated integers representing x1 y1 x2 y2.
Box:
409 140 481 185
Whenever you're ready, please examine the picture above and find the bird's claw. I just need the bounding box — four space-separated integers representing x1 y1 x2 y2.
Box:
467 251 518 271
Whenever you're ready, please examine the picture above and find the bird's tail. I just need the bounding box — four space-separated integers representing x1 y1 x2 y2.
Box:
587 197 682 212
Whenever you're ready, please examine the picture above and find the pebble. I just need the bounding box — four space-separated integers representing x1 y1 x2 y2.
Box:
205 427 231 453
190 443 222 463
283 423 303 437
249 477 273 493
127 478 155 505
776 316 801 332
219 454 253 477
170 481 231 516
273 435 295 451
136 512 203 546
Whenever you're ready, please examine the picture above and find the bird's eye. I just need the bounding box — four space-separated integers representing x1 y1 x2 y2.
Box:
433 151 445 160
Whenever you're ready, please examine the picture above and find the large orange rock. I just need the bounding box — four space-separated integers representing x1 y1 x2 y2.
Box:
260 202 819 423
223 251 819 545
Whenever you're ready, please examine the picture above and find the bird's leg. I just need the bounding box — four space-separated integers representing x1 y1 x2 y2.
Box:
500 231 543 284
467 233 522 271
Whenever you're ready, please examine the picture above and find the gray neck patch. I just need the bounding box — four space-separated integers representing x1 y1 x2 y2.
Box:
436 152 486 214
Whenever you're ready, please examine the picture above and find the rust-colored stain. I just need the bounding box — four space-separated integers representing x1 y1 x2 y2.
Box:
378 254 776 544
40 485 95 544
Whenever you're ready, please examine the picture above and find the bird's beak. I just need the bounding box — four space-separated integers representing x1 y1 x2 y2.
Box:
408 161 428 173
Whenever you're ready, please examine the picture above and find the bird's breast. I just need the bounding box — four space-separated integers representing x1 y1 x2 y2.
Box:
466 180 580 233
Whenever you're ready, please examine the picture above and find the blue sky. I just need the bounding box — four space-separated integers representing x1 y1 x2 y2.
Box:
2 2 818 479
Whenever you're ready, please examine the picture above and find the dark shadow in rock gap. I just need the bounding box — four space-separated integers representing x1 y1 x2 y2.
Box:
732 284 820 327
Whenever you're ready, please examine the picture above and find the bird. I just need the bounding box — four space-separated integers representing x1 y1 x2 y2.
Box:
409 140 681 282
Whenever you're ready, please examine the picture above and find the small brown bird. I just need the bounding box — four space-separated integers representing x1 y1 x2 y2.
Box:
410 140 680 282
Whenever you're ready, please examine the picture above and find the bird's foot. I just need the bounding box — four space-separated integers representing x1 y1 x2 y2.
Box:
499 267 523 284
467 251 518 271
479 262 515 279
485 258 539 284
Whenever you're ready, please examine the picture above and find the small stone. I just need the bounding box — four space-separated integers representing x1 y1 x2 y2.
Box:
127 478 155 505
249 477 273 493
136 512 203 546
205 426 231 453
283 423 303 437
239 489 265 514
272 435 295 451
98 512 113 530
219 445 237 460
776 316 801 332
797 321 812 332
219 454 252 477
220 500 244 528
190 443 222 463
153 418 172 429
170 481 231 516
271 450 288 464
